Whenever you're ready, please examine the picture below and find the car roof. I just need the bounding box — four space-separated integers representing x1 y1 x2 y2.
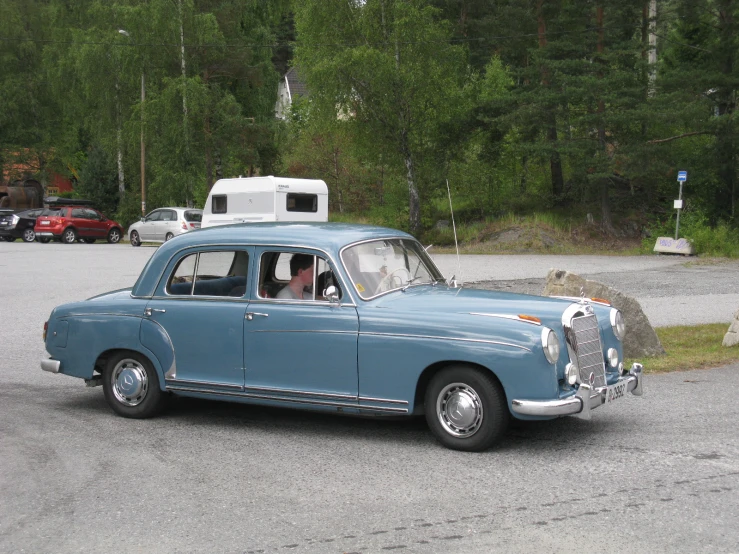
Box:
153 207 203 211
132 222 415 297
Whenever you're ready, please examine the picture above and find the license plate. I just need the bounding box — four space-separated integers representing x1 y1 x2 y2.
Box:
605 381 628 404
40 220 50 225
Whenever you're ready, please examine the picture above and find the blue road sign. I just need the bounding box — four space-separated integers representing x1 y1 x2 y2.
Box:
677 171 687 182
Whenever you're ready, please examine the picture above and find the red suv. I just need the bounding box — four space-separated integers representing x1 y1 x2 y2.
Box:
34 207 124 244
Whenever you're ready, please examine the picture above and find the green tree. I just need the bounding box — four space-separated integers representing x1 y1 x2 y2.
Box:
295 0 468 233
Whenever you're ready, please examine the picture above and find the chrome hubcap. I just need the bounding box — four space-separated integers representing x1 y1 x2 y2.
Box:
437 382 483 438
131 232 139 245
111 358 148 406
110 230 120 242
64 231 75 242
24 229 34 241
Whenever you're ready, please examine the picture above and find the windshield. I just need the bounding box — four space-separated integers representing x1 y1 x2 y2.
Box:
341 238 444 299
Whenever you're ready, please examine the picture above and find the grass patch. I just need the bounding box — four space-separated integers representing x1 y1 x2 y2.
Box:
628 323 739 373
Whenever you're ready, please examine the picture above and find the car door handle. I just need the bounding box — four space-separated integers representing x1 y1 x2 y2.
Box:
144 308 166 316
245 312 268 321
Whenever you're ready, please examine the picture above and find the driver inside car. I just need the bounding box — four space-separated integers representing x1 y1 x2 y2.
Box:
276 253 315 300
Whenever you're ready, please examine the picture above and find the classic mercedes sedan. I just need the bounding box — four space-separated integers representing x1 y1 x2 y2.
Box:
41 223 643 451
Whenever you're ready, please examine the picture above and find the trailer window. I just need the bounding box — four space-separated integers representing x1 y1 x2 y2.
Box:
286 193 317 213
212 195 227 214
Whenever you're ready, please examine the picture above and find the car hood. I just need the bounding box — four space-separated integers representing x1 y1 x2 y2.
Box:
370 286 578 328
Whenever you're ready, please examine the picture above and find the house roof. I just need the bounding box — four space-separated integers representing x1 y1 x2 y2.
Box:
285 67 308 98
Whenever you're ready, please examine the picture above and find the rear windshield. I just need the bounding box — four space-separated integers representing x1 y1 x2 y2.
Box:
184 210 202 222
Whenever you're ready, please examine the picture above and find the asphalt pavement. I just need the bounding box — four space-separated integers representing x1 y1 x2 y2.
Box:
1 241 738 553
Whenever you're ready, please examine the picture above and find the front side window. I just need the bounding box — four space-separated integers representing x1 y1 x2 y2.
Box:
286 193 317 213
212 195 227 214
146 211 162 222
257 251 341 301
167 250 249 297
341 239 444 299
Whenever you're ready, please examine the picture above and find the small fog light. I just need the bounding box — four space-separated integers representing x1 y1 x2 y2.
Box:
565 363 578 386
607 348 619 368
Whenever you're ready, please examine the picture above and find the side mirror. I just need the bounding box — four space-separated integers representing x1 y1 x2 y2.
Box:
323 285 340 303
140 217 145 222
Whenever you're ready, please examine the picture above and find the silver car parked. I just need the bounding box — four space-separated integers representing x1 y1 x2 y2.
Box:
128 207 202 246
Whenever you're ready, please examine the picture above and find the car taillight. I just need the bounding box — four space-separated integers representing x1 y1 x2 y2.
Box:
181 221 187 230
43 321 48 341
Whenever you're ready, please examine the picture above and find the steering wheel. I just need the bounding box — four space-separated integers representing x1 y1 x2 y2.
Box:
375 267 412 294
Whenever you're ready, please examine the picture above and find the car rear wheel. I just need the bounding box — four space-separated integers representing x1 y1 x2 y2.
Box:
102 351 168 418
424 365 509 452
165 232 174 241
62 228 77 244
107 228 121 244
22 229 36 242
130 230 141 247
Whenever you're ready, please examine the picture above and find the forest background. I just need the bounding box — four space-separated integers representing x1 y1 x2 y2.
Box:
1 0 738 253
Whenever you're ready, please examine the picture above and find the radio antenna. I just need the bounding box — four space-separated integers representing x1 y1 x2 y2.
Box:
446 179 462 286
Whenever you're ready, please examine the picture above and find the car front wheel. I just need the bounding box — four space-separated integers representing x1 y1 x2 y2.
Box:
130 230 141 247
22 229 36 242
62 228 77 244
107 228 121 243
102 351 168 418
424 365 509 452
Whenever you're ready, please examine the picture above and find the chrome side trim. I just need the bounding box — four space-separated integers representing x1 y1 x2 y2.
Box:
244 385 357 401
41 359 61 373
358 396 409 405
165 386 408 414
360 332 531 352
165 378 243 391
468 313 542 326
250 329 356 335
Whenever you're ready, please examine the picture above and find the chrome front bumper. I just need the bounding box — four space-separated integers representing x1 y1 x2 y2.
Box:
511 363 643 419
41 358 61 373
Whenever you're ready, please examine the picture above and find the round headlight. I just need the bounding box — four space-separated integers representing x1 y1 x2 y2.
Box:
542 328 560 365
565 363 578 385
610 309 625 341
607 347 619 368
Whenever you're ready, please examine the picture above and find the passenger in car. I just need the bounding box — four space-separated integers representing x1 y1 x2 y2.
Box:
276 253 315 300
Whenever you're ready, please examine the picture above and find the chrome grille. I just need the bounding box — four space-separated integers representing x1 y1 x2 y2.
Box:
571 313 606 388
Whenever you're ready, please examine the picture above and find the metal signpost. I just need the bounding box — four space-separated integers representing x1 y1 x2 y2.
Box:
653 170 693 255
675 171 687 239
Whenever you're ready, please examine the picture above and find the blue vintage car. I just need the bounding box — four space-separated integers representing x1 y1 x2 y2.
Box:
41 223 643 451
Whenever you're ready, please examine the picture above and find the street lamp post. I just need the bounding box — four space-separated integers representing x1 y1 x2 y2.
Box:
118 29 146 215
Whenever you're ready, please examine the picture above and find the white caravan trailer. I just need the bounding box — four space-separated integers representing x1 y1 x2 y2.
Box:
201 176 328 228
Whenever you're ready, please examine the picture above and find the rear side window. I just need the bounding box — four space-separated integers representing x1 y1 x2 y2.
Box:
286 193 317 213
184 210 202 222
167 250 249 298
212 195 227 214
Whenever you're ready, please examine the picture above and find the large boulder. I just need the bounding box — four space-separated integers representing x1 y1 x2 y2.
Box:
543 269 665 358
723 309 739 347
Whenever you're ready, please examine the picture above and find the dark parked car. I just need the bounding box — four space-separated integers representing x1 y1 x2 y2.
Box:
34 207 124 244
0 208 48 242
